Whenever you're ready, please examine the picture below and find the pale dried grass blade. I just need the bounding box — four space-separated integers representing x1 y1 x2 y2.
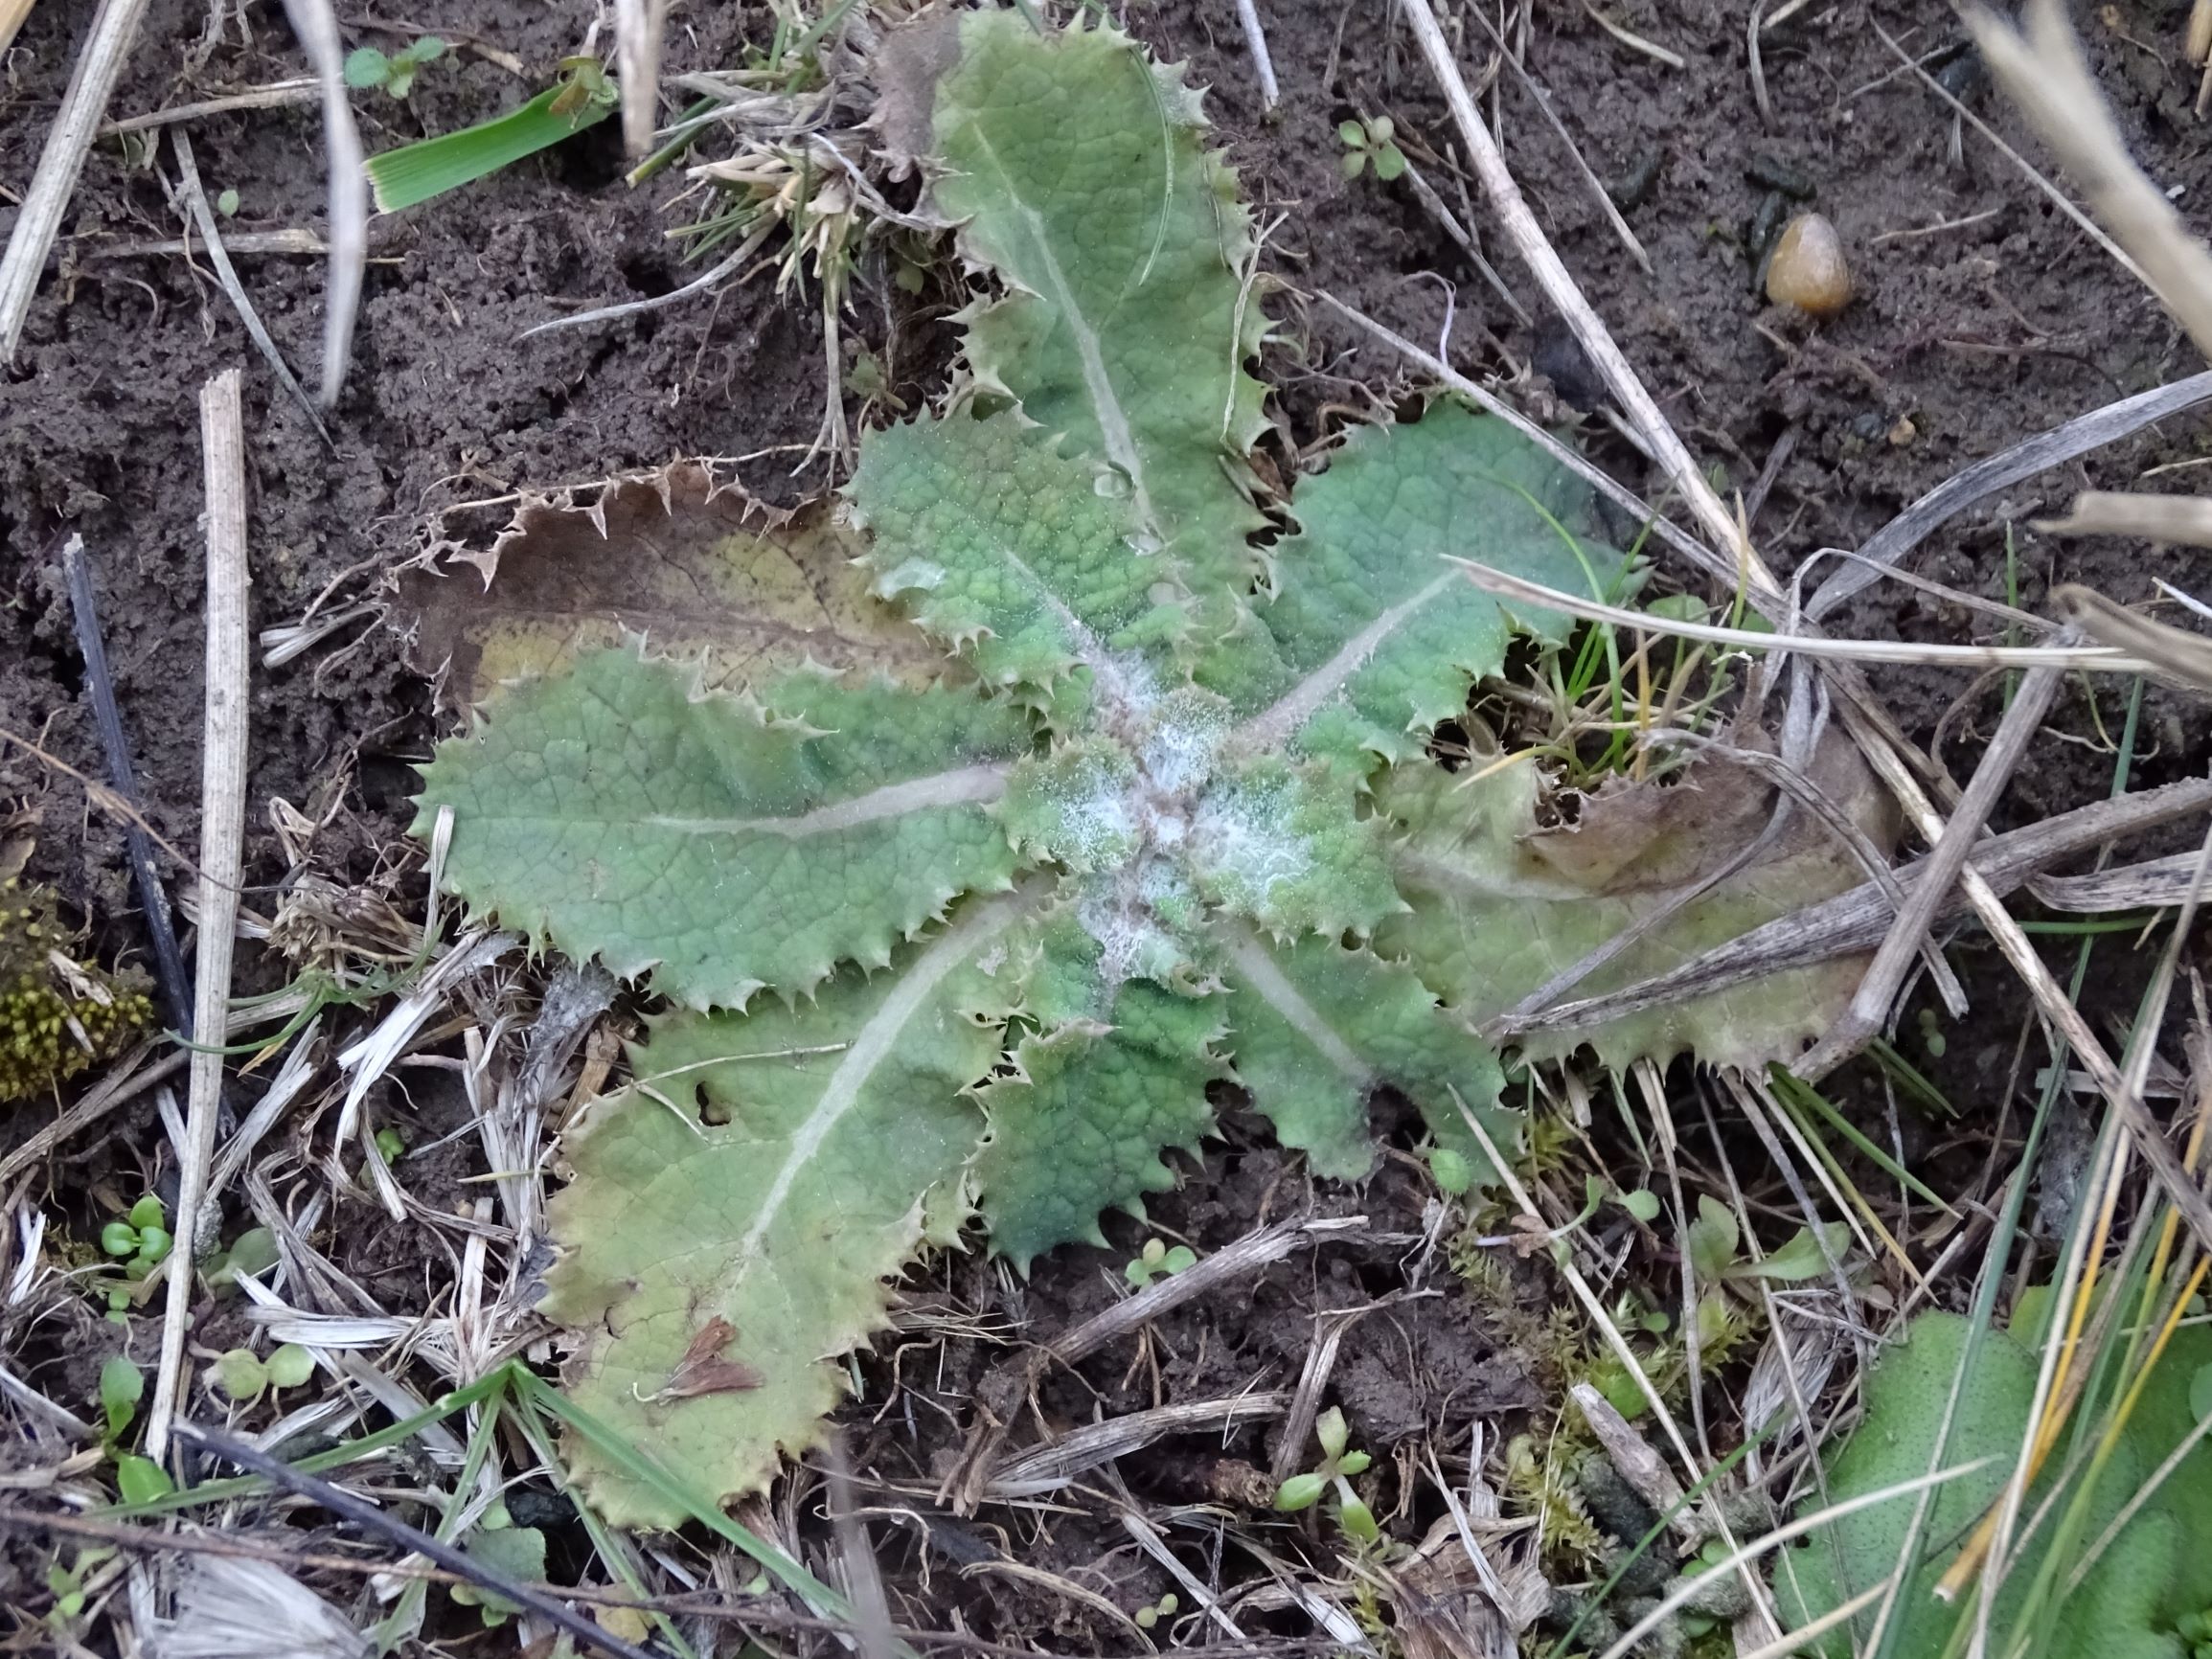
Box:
2050 582 2212 690
0 0 157 357
0 0 34 56
985 1393 1288 1497
146 369 253 1463
1967 0 2212 362
275 0 366 406
1451 557 2152 671
1395 0 1750 580
2038 489 2212 546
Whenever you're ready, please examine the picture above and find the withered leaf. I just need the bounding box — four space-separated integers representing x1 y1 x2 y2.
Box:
390 463 945 716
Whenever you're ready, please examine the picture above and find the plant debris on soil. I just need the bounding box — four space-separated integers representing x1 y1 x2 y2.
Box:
3 0 2212 1654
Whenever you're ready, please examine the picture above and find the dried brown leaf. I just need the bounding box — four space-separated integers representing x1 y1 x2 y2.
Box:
391 463 944 715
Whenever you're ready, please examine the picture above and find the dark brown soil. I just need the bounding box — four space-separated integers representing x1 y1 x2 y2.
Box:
4 0 2210 1647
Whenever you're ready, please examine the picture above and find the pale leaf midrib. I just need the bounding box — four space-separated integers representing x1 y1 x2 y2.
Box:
1238 570 1458 749
456 761 1010 837
1220 924 1373 1086
732 892 1023 1275
961 126 1159 540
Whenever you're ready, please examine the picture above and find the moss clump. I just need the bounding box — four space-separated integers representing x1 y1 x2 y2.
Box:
0 878 152 1102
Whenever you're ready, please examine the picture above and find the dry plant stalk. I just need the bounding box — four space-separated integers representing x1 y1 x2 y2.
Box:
146 370 252 1462
1969 0 2212 362
0 0 157 356
2036 489 2212 547
274 0 366 406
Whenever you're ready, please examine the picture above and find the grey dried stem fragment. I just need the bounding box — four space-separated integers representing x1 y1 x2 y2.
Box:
0 0 155 356
274 0 366 407
146 370 253 1464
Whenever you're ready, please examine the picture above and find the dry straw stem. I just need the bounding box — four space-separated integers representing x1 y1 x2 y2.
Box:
1968 0 2212 364
0 0 156 357
1511 776 2212 1034
1449 559 2155 672
1797 652 2070 1079
615 0 670 157
2037 489 2212 545
168 128 334 449
274 0 365 407
102 78 319 134
1396 0 1750 578
145 369 252 1465
1234 0 1279 111
0 0 33 56
2050 582 2212 691
985 1393 1289 1497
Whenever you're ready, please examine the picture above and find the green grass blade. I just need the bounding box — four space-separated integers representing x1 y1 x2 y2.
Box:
509 1371 861 1628
367 87 615 212
94 1364 518 1517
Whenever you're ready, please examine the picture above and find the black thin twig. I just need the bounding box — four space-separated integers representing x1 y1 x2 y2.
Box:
60 534 194 1037
172 1420 665 1659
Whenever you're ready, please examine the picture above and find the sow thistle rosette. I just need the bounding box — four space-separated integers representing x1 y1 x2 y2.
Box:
410 10 1867 1523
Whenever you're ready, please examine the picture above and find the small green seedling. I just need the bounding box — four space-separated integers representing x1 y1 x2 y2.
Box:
93 1354 174 1502
1133 1591 1179 1631
206 1225 279 1289
212 1343 315 1405
97 1354 141 1444
448 1502 548 1625
345 35 446 100
1274 1406 1380 1545
1125 1237 1196 1287
1337 115 1406 181
214 187 239 217
45 1547 116 1633
99 1194 171 1320
375 1125 406 1164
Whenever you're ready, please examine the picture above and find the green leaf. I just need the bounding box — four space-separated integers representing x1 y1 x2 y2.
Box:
1375 729 1893 1069
1219 925 1508 1180
1232 404 1609 762
1774 1306 2212 1659
1621 1187 1661 1223
406 34 446 62
1316 1405 1349 1460
541 892 1027 1526
1336 119 1366 148
878 10 1271 602
1185 758 1402 939
212 1350 268 1401
264 1344 315 1389
416 646 1031 1009
1274 1472 1326 1511
344 46 391 88
1730 1221 1849 1282
99 1221 138 1258
1429 1147 1473 1194
1685 1193 1739 1281
450 1516 546 1618
977 942 1224 1268
126 1195 164 1232
98 1355 141 1442
208 1226 278 1288
112 1455 173 1505
365 83 616 214
850 412 1190 705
